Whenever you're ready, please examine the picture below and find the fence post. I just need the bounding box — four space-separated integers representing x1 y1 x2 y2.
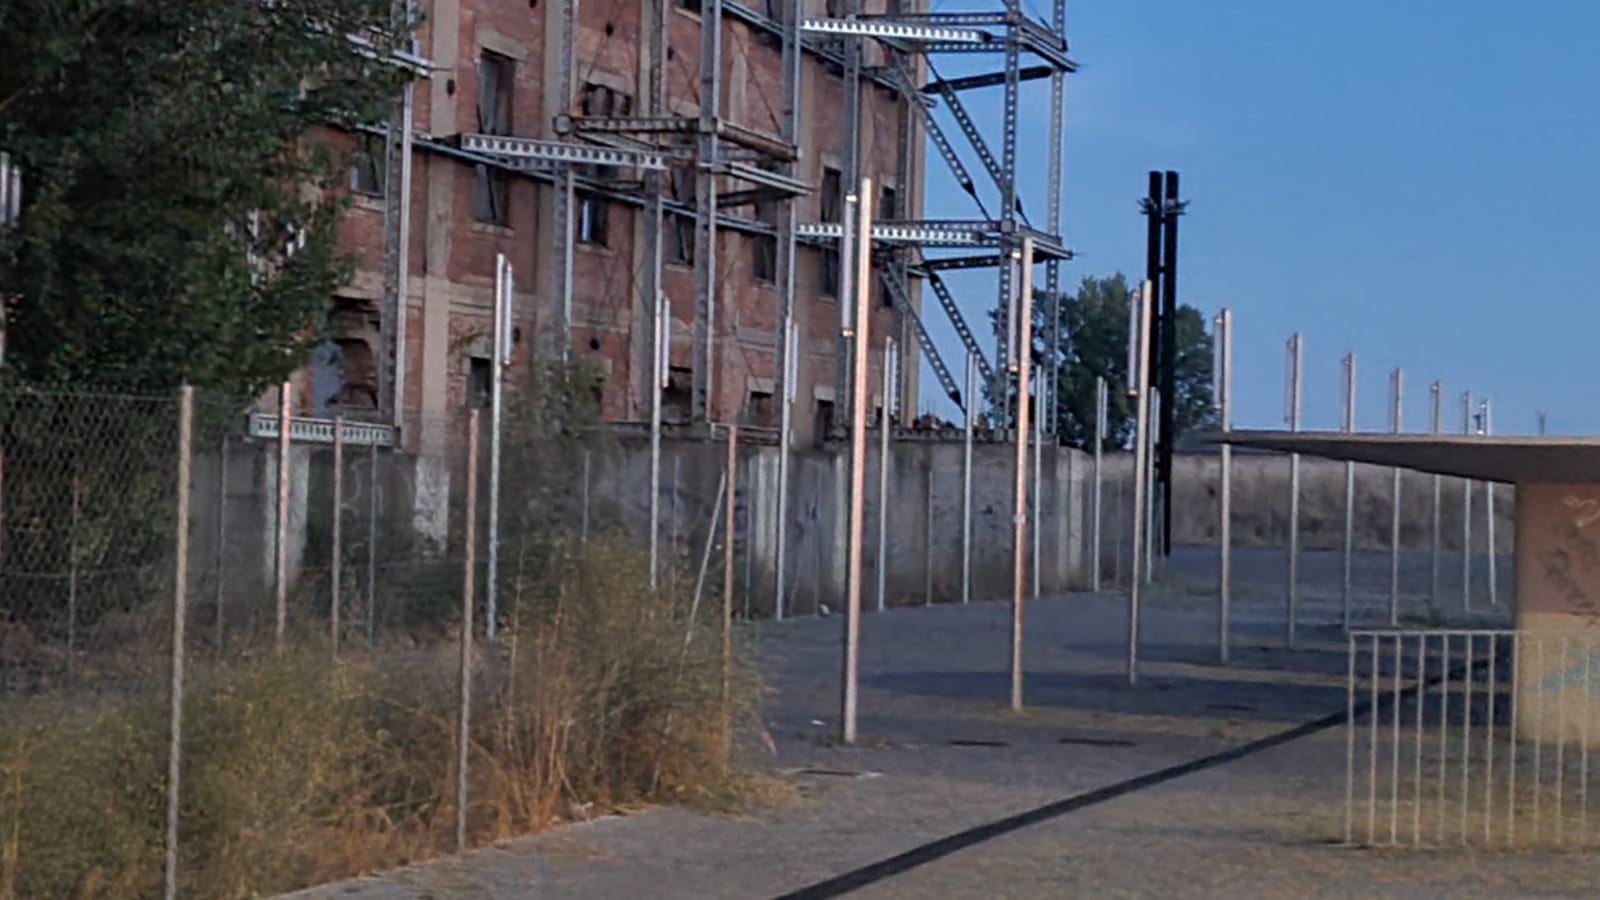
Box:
67 471 81 682
165 385 194 900
366 441 379 646
1285 333 1304 647
721 425 736 761
876 338 894 614
1341 352 1356 631
275 380 290 649
214 435 228 654
1010 237 1035 710
1214 309 1232 662
1127 280 1153 686
1093 375 1105 593
456 410 480 853
331 415 344 657
1388 368 1404 627
962 352 975 606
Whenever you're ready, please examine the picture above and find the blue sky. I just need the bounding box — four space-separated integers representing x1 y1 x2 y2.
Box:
914 0 1600 435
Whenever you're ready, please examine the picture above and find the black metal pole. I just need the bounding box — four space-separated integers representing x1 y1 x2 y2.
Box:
1160 171 1180 558
1142 171 1163 398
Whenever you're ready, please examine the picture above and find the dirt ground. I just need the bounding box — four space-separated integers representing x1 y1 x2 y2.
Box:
286 547 1599 899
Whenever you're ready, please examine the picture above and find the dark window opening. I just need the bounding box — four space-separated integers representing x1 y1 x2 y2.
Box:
473 51 516 226
350 133 386 196
663 366 693 423
820 247 840 298
469 357 493 409
879 185 898 222
820 167 843 222
578 187 610 246
751 193 778 283
674 0 701 12
745 391 775 427
815 399 836 444
667 166 695 265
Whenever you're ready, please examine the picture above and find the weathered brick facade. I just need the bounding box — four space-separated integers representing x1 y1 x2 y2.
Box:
319 1 925 449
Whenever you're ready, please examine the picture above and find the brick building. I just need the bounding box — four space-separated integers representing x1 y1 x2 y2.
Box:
308 1 926 449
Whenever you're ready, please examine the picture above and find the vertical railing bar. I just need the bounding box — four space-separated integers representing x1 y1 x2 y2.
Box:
1414 632 1425 847
1438 634 1450 846
1557 633 1569 847
1369 633 1380 845
1508 632 1520 849
1485 632 1497 846
1346 632 1357 845
1535 637 1545 843
1391 635 1403 845
1461 634 1473 846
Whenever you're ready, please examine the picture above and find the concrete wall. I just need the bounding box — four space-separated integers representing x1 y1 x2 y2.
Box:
1089 451 1515 556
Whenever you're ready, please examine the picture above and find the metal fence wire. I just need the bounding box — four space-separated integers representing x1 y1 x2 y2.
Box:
1346 629 1600 850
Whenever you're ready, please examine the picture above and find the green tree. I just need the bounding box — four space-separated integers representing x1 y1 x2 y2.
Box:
990 273 1216 450
0 0 415 396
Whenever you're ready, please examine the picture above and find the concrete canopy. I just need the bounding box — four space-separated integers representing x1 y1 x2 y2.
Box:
1199 431 1600 485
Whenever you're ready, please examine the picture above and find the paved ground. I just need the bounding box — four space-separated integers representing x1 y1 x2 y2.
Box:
290 548 1600 899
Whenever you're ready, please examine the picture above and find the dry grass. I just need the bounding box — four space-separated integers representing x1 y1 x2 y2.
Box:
0 530 768 899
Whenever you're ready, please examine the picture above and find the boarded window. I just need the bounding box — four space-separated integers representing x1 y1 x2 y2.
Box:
472 51 515 225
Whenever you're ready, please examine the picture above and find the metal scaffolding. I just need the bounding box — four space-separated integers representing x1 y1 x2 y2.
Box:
799 1 1074 428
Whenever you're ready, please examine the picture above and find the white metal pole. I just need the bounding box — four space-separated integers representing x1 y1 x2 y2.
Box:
876 338 895 613
1461 391 1473 611
486 254 509 641
1286 333 1303 647
775 320 797 619
1010 237 1035 710
962 351 976 606
1127 280 1153 686
841 179 872 745
1429 382 1442 606
1341 353 1356 631
1483 399 1497 607
1144 387 1160 586
1215 310 1232 663
650 294 667 591
1388 368 1403 627
1092 376 1106 593
1033 378 1044 600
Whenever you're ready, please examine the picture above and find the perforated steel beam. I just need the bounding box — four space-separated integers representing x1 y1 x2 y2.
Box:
926 272 995 387
798 221 991 246
801 18 991 44
461 134 668 169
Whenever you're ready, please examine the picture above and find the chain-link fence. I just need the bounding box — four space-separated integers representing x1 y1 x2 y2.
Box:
0 378 751 898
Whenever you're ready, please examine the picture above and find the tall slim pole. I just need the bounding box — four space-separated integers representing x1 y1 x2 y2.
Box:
1482 399 1497 607
1340 353 1357 631
1010 238 1035 710
1388 368 1403 627
876 338 895 613
721 424 737 759
367 441 379 645
1214 310 1232 663
1127 280 1154 686
1092 376 1106 593
1538 409 1548 436
486 255 511 640
1429 382 1442 606
456 410 479 853
214 436 229 653
1286 334 1303 648
775 320 796 619
164 385 194 900
331 416 344 657
1144 387 1160 585
840 178 873 746
1461 391 1473 611
650 294 667 591
1159 170 1181 559
1032 379 1044 599
275 380 291 649
962 351 976 606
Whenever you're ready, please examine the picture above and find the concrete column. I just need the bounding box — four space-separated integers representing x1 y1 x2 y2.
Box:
1513 482 1600 746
